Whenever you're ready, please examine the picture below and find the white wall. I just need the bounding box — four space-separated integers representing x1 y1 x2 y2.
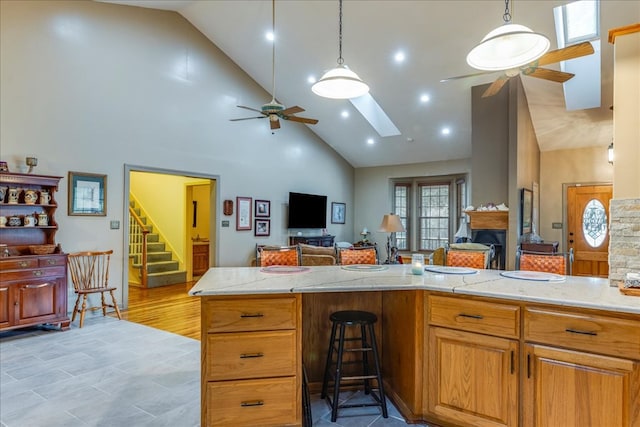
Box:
0 1 353 301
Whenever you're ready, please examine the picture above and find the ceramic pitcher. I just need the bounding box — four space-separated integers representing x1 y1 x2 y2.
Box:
24 189 37 205
23 214 37 227
7 188 19 204
37 213 49 226
0 186 7 203
39 190 51 204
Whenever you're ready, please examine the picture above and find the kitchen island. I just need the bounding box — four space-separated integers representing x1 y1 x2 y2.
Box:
190 265 640 427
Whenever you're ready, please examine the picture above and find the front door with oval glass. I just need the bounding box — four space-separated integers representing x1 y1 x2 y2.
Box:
567 184 612 277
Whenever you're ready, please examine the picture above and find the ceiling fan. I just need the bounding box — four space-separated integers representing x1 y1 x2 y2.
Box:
230 0 318 131
442 41 595 98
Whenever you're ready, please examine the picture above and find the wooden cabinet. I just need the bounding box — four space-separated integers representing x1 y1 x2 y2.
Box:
523 307 640 427
289 235 334 247
192 243 209 276
425 295 519 427
0 172 69 331
201 294 302 427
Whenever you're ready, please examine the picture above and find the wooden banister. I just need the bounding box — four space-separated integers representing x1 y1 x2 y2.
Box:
129 206 149 288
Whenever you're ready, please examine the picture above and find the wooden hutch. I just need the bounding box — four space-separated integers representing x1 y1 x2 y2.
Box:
0 172 69 331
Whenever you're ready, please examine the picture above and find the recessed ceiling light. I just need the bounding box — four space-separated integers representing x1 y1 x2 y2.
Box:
265 31 274 41
341 110 349 118
394 51 406 63
307 75 317 84
367 138 375 145
441 127 451 135
420 94 430 103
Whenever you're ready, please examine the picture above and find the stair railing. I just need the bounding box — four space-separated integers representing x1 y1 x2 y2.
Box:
129 206 149 287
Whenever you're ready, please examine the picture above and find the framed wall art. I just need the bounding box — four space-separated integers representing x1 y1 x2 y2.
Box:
68 171 107 216
520 188 533 235
255 199 270 217
331 202 346 224
255 219 270 236
236 197 252 230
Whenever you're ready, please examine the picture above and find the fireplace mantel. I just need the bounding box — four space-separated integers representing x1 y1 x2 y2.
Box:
466 211 508 230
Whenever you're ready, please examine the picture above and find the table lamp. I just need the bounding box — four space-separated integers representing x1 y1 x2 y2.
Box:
378 214 405 264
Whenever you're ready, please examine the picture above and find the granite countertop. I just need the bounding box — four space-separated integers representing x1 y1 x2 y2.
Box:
188 265 640 315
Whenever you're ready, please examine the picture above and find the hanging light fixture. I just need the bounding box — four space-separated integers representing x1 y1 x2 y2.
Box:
312 0 369 99
467 0 550 71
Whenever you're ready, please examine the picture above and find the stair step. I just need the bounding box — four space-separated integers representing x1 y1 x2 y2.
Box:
146 270 187 288
147 242 166 252
146 233 159 243
147 260 180 274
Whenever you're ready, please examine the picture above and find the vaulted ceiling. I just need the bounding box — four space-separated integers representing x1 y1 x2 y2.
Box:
101 0 639 167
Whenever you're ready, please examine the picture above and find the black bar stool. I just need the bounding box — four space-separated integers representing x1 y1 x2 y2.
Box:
320 310 388 422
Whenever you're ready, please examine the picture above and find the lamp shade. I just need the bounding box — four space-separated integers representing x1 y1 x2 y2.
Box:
311 65 369 99
378 214 405 233
467 23 550 71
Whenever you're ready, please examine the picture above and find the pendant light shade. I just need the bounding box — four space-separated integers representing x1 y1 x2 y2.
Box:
467 0 550 71
312 65 369 99
312 0 369 99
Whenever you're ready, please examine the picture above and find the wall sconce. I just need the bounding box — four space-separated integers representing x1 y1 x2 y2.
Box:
25 156 38 173
608 142 614 164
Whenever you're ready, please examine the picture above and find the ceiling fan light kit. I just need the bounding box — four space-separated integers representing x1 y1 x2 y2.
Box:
312 64 369 99
467 23 550 71
312 0 369 99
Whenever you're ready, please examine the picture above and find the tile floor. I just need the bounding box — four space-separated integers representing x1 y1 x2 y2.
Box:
0 317 430 426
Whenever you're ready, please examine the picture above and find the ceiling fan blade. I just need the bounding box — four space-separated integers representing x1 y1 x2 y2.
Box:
526 67 575 83
440 70 496 82
280 106 304 115
230 116 266 121
284 115 319 125
481 75 511 98
236 105 264 114
536 41 594 67
270 118 281 130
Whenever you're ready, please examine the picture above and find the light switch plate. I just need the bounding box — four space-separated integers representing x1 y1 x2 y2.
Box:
110 220 120 230
221 220 230 227
552 222 563 229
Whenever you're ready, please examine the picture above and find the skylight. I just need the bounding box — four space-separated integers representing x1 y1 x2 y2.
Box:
562 0 599 45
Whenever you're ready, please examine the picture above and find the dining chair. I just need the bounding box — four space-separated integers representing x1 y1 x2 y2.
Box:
445 243 493 269
338 246 378 265
516 247 574 275
256 244 301 267
67 250 122 328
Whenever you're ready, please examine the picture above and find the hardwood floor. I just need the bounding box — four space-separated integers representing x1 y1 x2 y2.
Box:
111 282 201 340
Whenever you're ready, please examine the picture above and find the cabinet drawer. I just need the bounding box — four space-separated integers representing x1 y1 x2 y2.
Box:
38 256 65 267
428 295 520 339
525 307 640 360
1 266 65 281
206 330 296 381
206 377 297 427
0 258 38 270
204 297 297 333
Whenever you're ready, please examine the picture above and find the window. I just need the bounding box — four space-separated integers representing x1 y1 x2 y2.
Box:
392 176 467 252
561 0 600 45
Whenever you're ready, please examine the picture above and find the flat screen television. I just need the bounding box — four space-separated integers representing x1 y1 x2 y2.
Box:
287 192 327 229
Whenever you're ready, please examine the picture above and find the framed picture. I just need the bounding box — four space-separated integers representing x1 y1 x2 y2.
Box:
520 188 533 235
331 202 346 224
236 196 252 230
68 171 107 216
255 218 270 236
255 199 270 217
0 161 8 172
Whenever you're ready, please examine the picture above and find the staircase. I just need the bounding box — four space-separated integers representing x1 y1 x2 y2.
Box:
129 200 187 288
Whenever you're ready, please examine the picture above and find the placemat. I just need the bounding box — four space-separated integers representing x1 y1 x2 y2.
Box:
425 266 478 275
500 270 565 282
260 266 311 274
341 264 389 272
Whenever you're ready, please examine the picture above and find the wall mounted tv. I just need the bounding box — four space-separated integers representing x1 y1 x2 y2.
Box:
287 192 327 229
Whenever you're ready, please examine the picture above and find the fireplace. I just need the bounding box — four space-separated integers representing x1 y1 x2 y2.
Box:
471 229 506 270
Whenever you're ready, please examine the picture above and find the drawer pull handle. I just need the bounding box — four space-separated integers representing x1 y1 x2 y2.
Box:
527 353 532 378
19 262 28 267
458 313 483 320
47 259 56 265
510 350 515 374
240 352 264 359
565 328 597 336
32 270 43 277
240 313 264 318
26 283 49 288
241 400 264 407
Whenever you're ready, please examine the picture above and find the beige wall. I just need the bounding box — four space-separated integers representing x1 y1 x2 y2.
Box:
0 1 354 305
539 146 613 250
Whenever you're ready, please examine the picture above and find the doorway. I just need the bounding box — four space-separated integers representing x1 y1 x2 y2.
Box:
122 165 218 309
566 184 612 278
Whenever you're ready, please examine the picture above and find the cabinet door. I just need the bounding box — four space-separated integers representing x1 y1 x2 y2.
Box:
523 344 640 427
427 327 518 427
15 277 64 326
0 284 11 328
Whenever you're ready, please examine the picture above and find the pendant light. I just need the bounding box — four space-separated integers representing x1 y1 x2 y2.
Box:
467 0 550 71
312 0 369 99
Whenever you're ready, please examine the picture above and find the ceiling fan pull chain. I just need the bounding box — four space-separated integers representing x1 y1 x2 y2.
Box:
503 0 512 24
337 0 344 65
